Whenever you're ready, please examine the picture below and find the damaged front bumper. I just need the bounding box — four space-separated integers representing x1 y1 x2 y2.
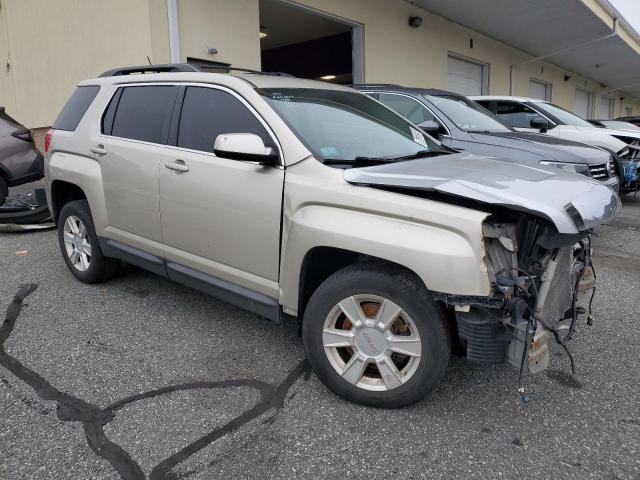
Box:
435 215 599 382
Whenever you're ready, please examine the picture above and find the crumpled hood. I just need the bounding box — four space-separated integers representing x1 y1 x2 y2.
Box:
469 131 610 163
344 152 620 234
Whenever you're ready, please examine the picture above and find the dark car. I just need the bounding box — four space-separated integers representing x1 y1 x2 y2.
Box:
353 85 619 190
0 107 44 205
616 116 640 127
589 119 640 131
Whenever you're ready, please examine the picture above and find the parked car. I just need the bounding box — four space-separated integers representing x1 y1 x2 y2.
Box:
45 64 619 407
615 116 640 127
354 85 618 190
471 96 640 194
0 107 44 205
588 119 640 131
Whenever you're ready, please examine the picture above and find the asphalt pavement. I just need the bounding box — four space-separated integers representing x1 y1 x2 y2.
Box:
0 196 639 480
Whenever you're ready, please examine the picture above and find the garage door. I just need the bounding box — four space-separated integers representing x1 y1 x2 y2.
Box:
529 79 551 101
447 56 485 96
598 97 615 119
575 89 591 119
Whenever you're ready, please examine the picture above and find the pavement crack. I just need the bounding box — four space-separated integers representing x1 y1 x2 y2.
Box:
0 285 310 480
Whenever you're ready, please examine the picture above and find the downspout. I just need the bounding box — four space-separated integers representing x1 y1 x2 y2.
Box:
509 19 618 96
167 0 181 63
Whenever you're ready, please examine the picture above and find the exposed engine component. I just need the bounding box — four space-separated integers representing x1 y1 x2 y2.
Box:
442 213 597 399
619 143 640 194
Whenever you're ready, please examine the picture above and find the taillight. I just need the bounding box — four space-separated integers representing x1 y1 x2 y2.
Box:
44 129 53 153
11 127 33 142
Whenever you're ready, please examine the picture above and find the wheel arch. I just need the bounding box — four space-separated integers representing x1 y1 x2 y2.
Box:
50 180 87 223
297 246 425 320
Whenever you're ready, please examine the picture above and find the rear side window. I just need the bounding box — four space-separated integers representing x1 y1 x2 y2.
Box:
177 87 271 153
53 85 100 131
109 86 178 144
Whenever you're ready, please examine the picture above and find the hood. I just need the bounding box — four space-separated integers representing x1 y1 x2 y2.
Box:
555 125 637 152
572 124 640 139
344 152 620 234
469 131 609 164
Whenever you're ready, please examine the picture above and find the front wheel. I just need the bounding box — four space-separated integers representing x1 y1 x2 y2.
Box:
302 264 451 408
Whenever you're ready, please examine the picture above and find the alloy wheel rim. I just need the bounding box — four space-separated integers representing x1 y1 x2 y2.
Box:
63 215 92 272
322 294 422 392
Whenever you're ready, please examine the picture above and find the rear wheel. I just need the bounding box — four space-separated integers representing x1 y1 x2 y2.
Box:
58 200 119 283
0 176 7 206
302 264 451 408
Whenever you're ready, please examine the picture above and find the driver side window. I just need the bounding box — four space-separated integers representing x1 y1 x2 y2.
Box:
495 101 540 129
378 93 440 126
177 87 271 154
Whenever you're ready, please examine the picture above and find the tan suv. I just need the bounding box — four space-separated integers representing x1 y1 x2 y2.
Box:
45 64 619 407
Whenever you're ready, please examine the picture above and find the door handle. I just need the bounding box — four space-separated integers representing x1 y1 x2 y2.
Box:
165 160 190 173
91 145 107 156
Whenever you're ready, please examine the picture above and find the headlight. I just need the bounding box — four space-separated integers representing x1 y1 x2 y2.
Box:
539 161 590 176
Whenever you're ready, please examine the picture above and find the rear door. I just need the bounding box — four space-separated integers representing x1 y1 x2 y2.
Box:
95 84 179 260
159 84 285 299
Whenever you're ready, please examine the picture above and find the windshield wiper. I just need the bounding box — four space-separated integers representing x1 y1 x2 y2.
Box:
391 149 450 160
323 149 450 166
323 157 395 166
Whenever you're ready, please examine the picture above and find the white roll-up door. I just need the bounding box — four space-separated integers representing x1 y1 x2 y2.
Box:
529 79 551 101
448 56 485 96
598 97 615 119
575 89 590 119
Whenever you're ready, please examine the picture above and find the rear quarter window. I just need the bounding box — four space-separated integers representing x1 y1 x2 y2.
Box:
53 85 100 131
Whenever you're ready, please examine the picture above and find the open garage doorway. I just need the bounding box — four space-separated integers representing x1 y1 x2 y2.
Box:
259 0 363 84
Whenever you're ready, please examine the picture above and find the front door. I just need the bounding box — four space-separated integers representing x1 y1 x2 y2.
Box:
159 85 285 300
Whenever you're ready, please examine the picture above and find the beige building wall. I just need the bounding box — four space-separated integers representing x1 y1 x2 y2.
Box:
177 0 261 69
0 0 638 127
176 0 639 117
0 0 170 127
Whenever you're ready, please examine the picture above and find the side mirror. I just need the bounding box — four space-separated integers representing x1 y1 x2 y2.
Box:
417 120 442 137
530 116 550 133
213 133 279 165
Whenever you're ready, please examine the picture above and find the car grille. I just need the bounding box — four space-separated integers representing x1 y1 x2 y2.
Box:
589 163 610 180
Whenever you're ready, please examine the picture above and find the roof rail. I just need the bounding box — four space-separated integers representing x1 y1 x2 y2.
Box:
194 64 293 77
99 63 294 78
99 63 201 77
349 83 404 88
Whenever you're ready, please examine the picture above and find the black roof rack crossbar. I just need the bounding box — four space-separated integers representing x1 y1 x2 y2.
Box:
99 63 201 77
99 63 294 78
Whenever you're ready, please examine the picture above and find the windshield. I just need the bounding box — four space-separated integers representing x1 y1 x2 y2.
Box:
259 88 442 163
532 102 593 127
426 95 511 133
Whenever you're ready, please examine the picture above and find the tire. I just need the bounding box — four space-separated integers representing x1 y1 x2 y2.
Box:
302 263 451 408
0 176 7 206
57 200 120 283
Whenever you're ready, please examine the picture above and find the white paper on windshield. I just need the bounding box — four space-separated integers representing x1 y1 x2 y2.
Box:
411 127 428 147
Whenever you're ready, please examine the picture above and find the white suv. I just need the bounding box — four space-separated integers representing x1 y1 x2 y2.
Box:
471 96 640 193
45 64 619 407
